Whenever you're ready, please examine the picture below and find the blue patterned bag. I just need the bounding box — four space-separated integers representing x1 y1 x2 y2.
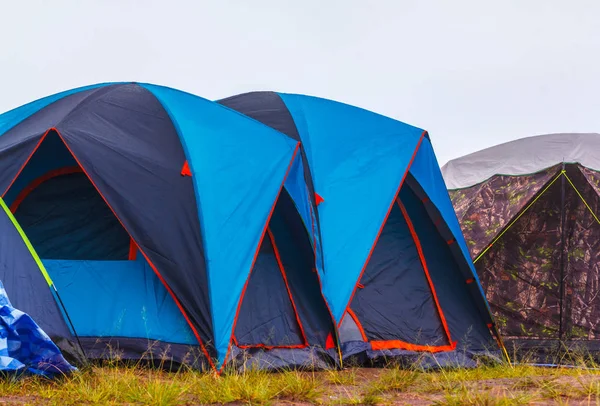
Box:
0 281 75 377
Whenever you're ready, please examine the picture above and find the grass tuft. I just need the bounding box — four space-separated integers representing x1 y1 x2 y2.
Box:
326 368 357 386
1 350 600 405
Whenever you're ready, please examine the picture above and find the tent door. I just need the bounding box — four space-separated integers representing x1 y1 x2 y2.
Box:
347 191 453 352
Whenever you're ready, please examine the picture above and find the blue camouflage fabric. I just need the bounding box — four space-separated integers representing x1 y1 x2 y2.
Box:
0 281 75 377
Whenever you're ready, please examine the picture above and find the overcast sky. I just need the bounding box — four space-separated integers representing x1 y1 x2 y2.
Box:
2 1 599 164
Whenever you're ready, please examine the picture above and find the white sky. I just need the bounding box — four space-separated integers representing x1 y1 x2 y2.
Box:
2 0 599 165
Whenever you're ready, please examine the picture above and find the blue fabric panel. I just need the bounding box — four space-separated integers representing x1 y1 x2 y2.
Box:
217 92 332 346
234 235 304 347
278 93 424 324
4 133 77 206
14 172 129 260
399 185 492 350
284 154 324 276
0 281 75 377
143 84 298 364
269 189 334 346
53 84 213 356
0 205 72 343
43 258 197 345
0 86 115 196
217 91 319 204
0 83 111 138
408 139 493 315
350 203 446 345
218 93 324 272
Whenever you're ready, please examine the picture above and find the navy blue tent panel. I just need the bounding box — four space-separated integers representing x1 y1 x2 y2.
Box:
218 92 301 142
234 232 306 348
0 87 127 200
268 188 333 347
349 200 448 347
400 181 492 348
4 131 77 205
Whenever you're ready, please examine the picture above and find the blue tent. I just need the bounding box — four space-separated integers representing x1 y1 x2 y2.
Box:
0 84 337 372
219 92 503 366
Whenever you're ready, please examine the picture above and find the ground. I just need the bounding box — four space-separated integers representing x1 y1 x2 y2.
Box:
1 362 599 405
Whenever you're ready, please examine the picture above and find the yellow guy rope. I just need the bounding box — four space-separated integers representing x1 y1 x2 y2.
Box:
473 170 565 264
563 172 600 226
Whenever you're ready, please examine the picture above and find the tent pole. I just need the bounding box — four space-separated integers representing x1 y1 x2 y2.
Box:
558 164 567 342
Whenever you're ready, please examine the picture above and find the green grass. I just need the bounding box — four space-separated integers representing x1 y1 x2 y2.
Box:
2 360 600 405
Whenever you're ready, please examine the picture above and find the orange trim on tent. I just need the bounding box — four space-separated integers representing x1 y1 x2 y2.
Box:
10 166 83 213
338 130 427 328
370 340 456 352
6 128 216 370
325 332 336 350
128 239 138 261
181 160 191 177
346 308 368 342
268 227 309 346
315 193 324 206
397 199 453 346
220 144 300 374
232 227 309 350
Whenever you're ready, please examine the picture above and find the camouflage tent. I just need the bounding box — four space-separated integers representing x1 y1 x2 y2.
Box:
442 133 600 351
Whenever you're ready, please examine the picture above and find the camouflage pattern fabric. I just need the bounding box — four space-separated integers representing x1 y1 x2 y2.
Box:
449 164 600 342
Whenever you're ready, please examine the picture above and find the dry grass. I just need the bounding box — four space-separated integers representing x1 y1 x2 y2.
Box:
1 357 600 405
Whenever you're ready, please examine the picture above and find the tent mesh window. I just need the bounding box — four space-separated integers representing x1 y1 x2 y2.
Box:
450 164 600 341
7 132 130 261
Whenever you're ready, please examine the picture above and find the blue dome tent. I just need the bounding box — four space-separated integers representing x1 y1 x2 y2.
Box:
0 84 337 372
219 92 505 366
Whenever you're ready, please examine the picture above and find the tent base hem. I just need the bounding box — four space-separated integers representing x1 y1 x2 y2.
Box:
340 341 501 369
226 346 338 372
76 337 211 371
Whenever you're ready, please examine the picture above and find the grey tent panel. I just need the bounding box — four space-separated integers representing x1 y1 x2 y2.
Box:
442 133 600 189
